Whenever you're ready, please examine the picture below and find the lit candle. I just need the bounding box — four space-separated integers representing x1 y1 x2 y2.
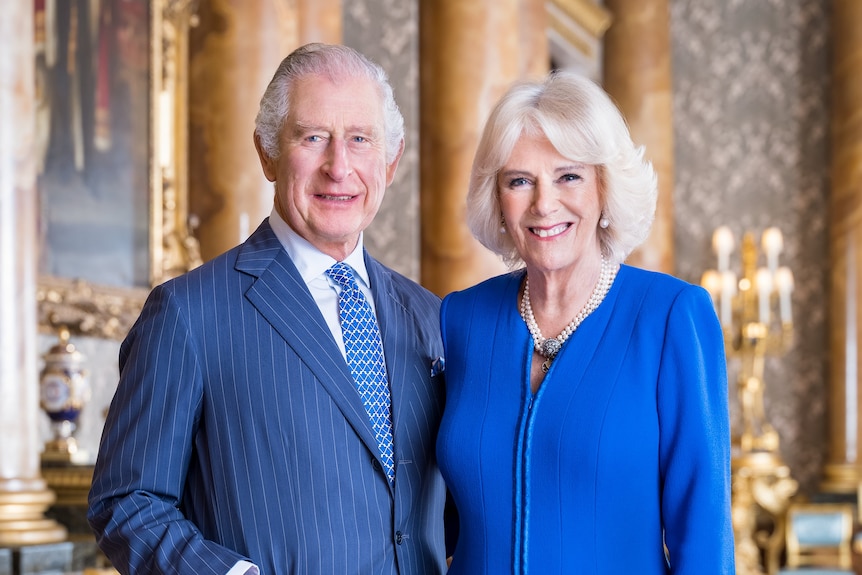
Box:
755 267 772 324
713 226 735 273
775 266 794 324
720 270 737 327
700 270 722 303
761 227 783 274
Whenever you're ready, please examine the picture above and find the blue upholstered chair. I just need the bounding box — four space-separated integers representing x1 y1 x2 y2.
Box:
777 502 855 575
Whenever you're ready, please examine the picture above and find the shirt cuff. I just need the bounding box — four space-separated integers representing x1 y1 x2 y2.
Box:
227 560 259 575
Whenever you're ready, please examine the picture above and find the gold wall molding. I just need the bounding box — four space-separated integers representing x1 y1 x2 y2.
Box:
549 0 611 40
151 0 203 286
547 0 612 61
36 277 148 341
824 0 862 495
547 5 593 58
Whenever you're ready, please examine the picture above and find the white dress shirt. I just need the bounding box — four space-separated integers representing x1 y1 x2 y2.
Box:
268 208 380 358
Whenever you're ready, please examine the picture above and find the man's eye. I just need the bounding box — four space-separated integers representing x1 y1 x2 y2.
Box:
307 135 323 143
352 136 367 143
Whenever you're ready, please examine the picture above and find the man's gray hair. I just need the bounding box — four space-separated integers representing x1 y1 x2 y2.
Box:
254 43 405 164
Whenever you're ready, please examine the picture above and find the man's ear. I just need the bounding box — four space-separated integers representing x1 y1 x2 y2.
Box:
385 139 405 186
254 133 277 182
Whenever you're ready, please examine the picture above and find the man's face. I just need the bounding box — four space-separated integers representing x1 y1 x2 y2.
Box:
256 73 402 260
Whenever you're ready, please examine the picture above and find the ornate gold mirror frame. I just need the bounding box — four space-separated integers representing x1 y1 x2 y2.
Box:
36 0 201 341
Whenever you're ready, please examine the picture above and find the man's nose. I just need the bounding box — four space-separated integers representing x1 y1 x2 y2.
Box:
324 139 352 181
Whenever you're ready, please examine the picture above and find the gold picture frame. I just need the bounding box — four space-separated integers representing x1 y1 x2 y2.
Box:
36 0 201 341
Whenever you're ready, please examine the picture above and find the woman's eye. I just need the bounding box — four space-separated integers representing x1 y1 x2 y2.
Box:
560 173 582 183
508 177 530 188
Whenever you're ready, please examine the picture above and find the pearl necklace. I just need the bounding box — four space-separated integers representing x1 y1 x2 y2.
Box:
519 255 617 373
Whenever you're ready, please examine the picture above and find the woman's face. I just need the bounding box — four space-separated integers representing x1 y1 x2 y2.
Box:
498 132 603 276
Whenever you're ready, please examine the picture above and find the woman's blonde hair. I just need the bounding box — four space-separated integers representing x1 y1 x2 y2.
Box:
467 71 657 268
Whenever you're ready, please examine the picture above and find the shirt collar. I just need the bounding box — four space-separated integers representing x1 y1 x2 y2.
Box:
268 208 371 288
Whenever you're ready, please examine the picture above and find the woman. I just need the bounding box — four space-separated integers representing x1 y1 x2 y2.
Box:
437 71 735 574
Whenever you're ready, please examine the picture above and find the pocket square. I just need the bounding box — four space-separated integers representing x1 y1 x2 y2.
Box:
431 356 445 377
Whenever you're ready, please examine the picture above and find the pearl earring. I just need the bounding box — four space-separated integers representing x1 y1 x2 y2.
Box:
599 214 609 229
500 216 507 234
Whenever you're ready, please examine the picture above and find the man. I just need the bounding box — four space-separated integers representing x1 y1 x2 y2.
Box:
88 43 447 575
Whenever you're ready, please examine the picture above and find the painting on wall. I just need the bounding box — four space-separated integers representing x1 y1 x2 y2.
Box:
35 0 151 289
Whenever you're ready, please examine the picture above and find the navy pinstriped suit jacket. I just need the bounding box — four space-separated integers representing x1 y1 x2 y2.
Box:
88 219 448 575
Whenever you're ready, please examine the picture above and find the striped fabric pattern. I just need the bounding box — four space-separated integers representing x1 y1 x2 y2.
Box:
88 219 448 575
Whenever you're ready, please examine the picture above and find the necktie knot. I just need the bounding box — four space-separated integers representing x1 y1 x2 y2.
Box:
326 262 359 294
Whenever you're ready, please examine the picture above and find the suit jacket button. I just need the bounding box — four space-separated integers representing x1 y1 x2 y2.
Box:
395 531 403 545
372 459 381 471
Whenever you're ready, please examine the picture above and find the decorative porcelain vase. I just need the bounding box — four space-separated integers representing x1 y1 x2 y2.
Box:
40 327 90 463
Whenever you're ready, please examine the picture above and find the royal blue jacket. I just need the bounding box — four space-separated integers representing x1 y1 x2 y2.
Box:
437 265 735 575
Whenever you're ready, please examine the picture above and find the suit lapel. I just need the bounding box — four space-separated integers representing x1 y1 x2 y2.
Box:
237 221 381 461
365 255 409 444
366 254 418 497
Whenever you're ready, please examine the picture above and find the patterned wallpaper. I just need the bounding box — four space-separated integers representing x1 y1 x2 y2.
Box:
344 0 421 280
671 0 831 496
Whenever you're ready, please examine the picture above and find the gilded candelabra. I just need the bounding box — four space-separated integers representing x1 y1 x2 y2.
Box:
701 226 798 575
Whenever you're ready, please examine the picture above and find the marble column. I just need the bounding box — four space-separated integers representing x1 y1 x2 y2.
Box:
188 0 306 261
0 0 66 546
601 0 674 273
823 0 862 494
298 0 341 44
420 0 546 296
520 0 549 78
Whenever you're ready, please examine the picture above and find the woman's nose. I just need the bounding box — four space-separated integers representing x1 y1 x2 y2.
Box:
531 181 558 216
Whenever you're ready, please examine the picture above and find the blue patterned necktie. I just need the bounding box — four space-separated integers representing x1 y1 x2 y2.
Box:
326 262 395 485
